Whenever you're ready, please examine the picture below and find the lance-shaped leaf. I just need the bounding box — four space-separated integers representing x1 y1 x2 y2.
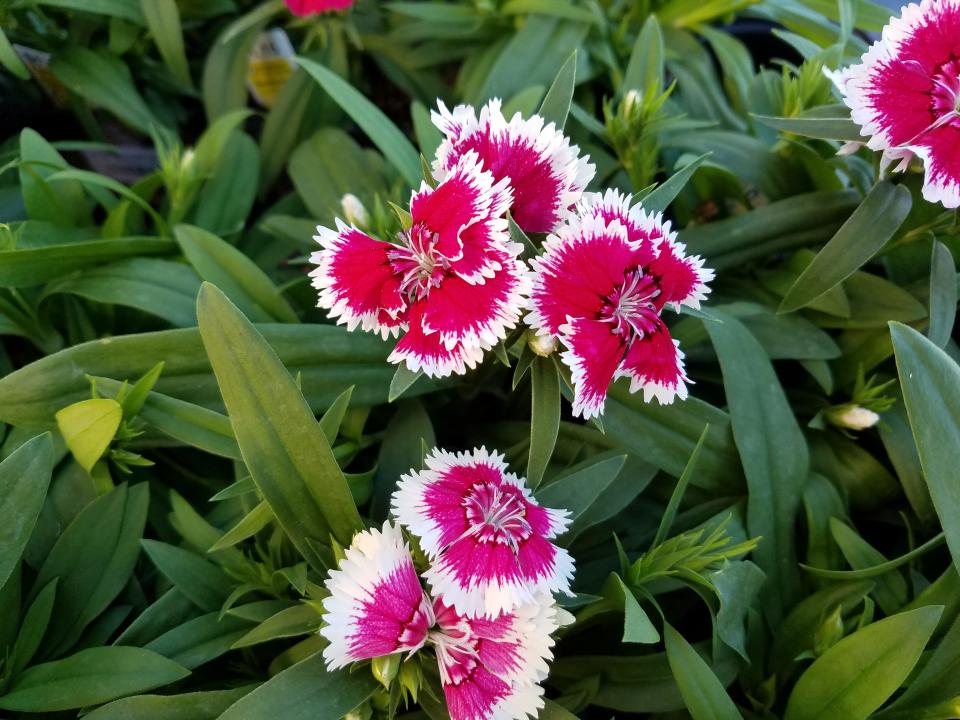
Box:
196 283 362 565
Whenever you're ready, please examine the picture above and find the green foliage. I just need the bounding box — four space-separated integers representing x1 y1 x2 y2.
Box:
1 1 959 718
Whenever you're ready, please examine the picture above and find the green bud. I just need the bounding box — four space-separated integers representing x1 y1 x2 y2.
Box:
341 700 372 720
398 659 423 703
372 653 401 689
813 604 845 656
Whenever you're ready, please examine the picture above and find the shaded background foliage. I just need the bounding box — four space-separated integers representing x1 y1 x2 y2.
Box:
0 0 959 718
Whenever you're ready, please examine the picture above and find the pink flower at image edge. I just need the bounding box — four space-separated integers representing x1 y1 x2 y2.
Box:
284 0 352 16
829 0 960 207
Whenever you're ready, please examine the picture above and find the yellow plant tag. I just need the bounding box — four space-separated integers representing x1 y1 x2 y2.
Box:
247 29 296 108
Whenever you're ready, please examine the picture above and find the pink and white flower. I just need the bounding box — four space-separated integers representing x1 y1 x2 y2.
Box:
828 0 960 207
391 447 574 618
527 190 713 419
320 522 564 720
431 597 559 720
321 522 433 669
432 99 595 234
310 152 530 377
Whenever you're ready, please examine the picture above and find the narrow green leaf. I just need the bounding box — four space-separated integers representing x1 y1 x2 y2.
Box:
770 580 875 674
389 365 423 402
535 453 626 526
891 322 960 575
232 604 322 648
611 575 660 644
0 433 53 591
30 483 149 658
604 384 743 494
296 57 421 187
0 324 398 429
538 50 577 128
0 28 29 79
477 16 589 104
753 106 863 142
664 623 744 720
122 361 165 419
218 652 378 720
411 101 443 160
197 283 362 562
827 518 907 614
50 48 165 137
880 612 960 716
84 686 257 720
202 12 267 121
0 237 175 288
144 611 251 670
44 258 202 328
928 241 957 348
141 540 232 613
318 386 353 443
706 312 808 623
140 0 192 88
527 356 560 489
801 532 945 580
10 579 57 677
783 606 942 720
175 224 298 324
640 153 710 214
209 501 273 552
623 15 664 95
0 647 189 712
651 424 709 549
780 183 912 312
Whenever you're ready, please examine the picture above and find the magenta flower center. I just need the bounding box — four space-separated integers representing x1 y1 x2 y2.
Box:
390 223 447 300
429 600 484 686
463 482 532 550
600 270 661 340
928 58 960 118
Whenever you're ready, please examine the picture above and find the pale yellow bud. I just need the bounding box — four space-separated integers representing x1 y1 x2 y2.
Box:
341 193 370 228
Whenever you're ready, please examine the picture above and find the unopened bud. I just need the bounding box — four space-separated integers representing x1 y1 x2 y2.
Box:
342 701 372 720
813 604 845 656
371 653 400 689
341 193 370 228
827 404 880 431
623 89 641 115
398 659 422 703
528 332 558 357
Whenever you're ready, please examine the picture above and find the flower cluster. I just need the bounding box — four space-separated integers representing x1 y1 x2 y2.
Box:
311 99 712 417
828 0 960 207
320 448 573 720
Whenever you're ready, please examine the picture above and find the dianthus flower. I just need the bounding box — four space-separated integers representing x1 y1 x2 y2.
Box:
391 447 574 618
284 0 352 15
321 522 562 720
828 0 960 207
432 99 595 234
526 190 713 419
311 152 530 377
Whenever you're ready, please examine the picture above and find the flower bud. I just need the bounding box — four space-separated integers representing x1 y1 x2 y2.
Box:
826 404 880 431
371 652 400 689
813 604 845 656
398 658 422 703
622 89 641 116
341 193 370 228
528 331 558 358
